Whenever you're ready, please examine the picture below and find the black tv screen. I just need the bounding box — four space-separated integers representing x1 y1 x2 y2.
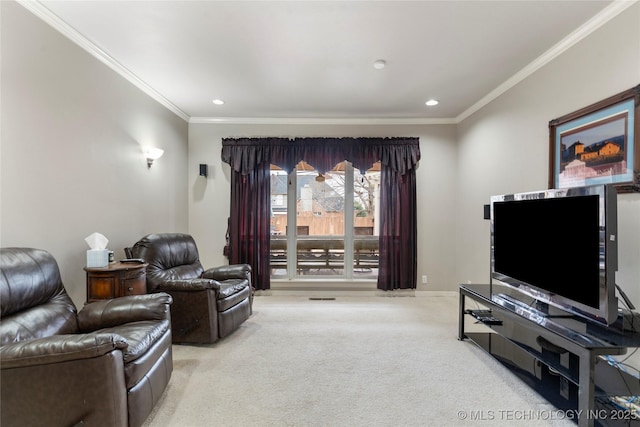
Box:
490 184 618 325
493 196 600 308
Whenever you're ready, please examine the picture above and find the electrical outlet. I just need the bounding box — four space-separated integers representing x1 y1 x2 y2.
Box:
422 275 428 284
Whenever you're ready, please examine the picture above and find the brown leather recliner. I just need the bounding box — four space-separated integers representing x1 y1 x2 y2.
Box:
129 233 253 344
0 247 173 427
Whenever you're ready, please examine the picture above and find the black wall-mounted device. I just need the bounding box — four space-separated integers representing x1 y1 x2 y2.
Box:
199 164 208 177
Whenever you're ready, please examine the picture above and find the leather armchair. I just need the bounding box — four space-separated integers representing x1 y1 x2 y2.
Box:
129 233 253 344
0 247 173 427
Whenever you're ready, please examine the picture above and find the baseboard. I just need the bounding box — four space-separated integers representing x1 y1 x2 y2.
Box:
257 289 380 297
255 289 458 298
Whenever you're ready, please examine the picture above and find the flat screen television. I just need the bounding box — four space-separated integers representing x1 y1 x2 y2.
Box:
490 184 618 325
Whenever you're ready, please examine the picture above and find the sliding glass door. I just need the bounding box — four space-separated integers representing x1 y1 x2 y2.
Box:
270 161 380 279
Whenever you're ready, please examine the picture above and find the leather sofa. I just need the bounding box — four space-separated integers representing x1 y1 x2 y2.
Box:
128 233 253 344
0 247 173 427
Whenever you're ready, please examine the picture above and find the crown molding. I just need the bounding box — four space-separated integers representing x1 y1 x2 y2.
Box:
18 0 190 122
189 116 457 125
456 0 638 123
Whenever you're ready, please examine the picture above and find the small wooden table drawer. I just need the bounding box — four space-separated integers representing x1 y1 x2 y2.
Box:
84 261 147 303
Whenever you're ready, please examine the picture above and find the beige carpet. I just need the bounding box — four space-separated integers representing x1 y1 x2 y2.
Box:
142 294 574 427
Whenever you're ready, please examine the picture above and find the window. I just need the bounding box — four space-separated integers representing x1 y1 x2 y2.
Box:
270 160 380 279
221 136 420 291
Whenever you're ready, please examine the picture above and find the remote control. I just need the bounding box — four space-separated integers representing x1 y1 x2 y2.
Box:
120 258 145 263
467 309 503 325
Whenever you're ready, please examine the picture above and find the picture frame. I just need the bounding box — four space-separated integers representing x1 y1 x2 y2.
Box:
548 85 640 192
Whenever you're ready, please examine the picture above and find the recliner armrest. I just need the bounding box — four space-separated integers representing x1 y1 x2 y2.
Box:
203 264 251 281
157 278 221 292
0 332 127 369
78 293 172 332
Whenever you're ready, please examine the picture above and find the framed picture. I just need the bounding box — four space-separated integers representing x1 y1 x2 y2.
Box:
548 85 640 192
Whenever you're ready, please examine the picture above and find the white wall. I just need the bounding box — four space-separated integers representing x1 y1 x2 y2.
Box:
188 123 458 292
0 2 189 307
456 3 640 302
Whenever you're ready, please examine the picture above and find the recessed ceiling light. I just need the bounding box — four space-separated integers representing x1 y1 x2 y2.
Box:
212 99 225 105
425 99 439 106
373 59 386 70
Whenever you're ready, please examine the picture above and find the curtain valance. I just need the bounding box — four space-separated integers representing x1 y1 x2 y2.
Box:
221 137 420 175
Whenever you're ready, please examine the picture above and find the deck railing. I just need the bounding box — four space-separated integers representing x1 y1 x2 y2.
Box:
270 236 379 274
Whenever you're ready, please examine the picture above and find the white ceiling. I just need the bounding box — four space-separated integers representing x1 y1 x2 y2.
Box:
23 0 631 123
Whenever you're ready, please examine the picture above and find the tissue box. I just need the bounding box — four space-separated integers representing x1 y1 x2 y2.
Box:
86 249 109 268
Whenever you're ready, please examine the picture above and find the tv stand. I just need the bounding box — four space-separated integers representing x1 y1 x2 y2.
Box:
459 284 640 427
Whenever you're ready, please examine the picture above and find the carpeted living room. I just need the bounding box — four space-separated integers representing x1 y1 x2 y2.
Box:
2 1 640 427
141 294 576 427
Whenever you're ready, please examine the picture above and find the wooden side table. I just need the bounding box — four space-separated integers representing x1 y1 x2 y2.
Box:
84 261 148 303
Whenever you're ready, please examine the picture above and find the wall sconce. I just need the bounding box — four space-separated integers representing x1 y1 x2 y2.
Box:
143 146 164 168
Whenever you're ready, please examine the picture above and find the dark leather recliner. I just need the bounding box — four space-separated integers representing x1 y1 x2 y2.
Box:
0 247 173 427
129 233 253 344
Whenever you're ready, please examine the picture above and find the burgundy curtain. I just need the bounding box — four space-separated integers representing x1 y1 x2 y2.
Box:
223 139 278 291
221 137 420 291
227 163 272 290
378 166 417 290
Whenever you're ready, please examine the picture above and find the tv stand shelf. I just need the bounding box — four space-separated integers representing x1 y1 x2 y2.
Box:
459 284 640 427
